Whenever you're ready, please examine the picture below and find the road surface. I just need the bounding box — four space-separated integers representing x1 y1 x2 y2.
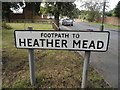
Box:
60 21 119 88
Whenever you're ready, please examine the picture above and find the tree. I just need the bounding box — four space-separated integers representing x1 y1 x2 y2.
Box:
81 0 105 22
2 2 24 22
2 2 41 22
79 10 87 19
114 1 120 17
72 8 80 18
39 6 45 15
105 10 115 17
23 2 41 22
60 3 80 19
44 2 80 27
24 2 41 15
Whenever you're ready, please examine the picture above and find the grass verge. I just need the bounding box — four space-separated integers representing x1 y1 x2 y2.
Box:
2 23 110 88
85 21 120 29
7 23 54 30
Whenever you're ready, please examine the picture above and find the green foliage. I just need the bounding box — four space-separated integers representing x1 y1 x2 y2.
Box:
44 2 80 26
44 2 80 18
114 1 120 17
44 3 55 15
59 2 80 18
80 10 101 22
2 22 12 29
105 10 115 17
79 10 87 19
81 0 104 22
39 6 45 14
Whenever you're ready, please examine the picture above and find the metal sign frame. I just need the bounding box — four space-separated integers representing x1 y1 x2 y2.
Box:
14 30 110 52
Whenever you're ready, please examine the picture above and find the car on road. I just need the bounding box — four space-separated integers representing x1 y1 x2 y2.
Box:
62 18 73 26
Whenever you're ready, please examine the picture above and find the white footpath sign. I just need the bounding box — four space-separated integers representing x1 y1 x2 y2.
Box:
14 30 110 51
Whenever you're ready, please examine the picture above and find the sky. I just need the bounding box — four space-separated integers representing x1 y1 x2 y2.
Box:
13 0 119 13
75 0 119 11
108 0 119 10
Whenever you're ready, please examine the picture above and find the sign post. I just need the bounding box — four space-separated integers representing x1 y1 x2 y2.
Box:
14 30 110 87
27 27 36 86
81 51 91 88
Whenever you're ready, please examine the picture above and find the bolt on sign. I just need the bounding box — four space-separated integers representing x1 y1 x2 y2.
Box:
14 30 110 51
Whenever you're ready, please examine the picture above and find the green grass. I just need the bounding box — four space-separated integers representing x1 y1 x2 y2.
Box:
86 22 120 29
8 23 54 30
2 23 110 88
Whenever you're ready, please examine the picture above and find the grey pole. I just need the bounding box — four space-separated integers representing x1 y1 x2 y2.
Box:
81 51 91 88
100 0 106 31
27 27 36 86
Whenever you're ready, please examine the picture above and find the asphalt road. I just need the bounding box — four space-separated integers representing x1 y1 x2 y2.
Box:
60 21 119 88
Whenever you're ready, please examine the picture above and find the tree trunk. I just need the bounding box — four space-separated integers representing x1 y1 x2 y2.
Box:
55 12 59 27
8 12 11 22
54 2 60 30
32 3 35 23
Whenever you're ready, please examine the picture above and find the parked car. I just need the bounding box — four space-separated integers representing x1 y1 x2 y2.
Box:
62 18 73 26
